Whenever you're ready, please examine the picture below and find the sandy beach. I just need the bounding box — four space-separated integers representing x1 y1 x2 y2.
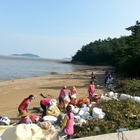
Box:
0 65 113 123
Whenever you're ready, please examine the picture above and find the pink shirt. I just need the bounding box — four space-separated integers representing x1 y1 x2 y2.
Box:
20 117 32 124
18 98 31 110
40 99 50 106
64 113 74 135
59 89 66 98
88 84 95 95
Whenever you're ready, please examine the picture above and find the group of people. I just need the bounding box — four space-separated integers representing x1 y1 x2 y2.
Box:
58 86 77 109
17 86 77 140
16 79 97 140
0 71 99 139
18 98 74 140
0 69 114 140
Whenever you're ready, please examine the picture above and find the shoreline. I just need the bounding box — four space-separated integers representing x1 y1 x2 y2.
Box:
0 65 113 123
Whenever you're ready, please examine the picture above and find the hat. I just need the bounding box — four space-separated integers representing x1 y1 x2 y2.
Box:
63 85 67 89
19 110 29 117
71 86 77 92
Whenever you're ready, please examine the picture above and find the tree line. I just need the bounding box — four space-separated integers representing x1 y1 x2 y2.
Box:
71 21 140 78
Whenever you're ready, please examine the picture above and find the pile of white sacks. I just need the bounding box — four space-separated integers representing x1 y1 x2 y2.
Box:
43 103 106 127
43 104 105 127
1 91 140 140
100 90 140 104
120 93 140 104
42 91 140 133
44 91 140 127
71 104 106 126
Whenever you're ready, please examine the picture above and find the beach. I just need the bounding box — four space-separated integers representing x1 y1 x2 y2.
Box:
0 65 113 123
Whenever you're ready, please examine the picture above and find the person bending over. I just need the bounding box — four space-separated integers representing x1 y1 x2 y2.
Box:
18 94 35 114
40 98 57 117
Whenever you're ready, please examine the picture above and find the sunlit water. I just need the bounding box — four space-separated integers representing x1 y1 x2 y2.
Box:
0 56 90 82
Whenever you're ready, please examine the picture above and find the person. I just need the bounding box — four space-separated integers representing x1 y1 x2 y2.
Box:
69 86 77 100
58 105 74 140
88 80 96 102
105 73 110 85
40 98 57 117
105 70 109 77
106 73 114 88
91 72 96 80
17 110 32 124
30 114 41 123
58 86 67 109
18 94 35 114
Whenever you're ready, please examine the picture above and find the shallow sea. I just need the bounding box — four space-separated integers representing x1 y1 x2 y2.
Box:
0 56 90 82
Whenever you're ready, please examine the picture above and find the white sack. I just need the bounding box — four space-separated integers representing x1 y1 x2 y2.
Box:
108 91 114 98
132 96 140 104
81 107 90 112
71 94 76 99
120 94 132 100
43 115 57 123
72 108 84 116
92 107 105 119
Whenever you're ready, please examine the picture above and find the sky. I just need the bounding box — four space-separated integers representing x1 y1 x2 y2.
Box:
0 0 140 59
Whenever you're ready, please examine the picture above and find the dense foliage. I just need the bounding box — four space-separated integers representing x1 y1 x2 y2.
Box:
72 21 140 78
115 79 140 96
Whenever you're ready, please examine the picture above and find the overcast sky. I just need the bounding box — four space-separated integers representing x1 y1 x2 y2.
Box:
0 0 140 59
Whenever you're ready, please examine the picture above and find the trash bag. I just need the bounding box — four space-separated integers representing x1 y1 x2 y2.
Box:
46 105 61 117
92 107 105 119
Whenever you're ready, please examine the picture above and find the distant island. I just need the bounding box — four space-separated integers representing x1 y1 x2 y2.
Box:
11 53 40 58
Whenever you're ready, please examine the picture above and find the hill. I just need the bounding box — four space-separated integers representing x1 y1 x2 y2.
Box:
11 53 40 58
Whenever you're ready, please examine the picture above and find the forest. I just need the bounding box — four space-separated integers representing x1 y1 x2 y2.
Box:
72 21 140 78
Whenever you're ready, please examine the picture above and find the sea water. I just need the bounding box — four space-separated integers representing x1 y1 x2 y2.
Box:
0 56 82 82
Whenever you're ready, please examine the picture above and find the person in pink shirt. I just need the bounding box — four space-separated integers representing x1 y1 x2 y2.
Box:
58 105 74 140
40 98 57 117
58 86 67 108
69 86 77 100
88 80 96 102
91 72 96 81
40 98 51 117
18 94 35 114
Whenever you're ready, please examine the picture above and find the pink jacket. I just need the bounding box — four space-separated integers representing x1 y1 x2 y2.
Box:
59 89 66 99
40 99 50 106
18 98 31 111
20 117 32 124
88 84 95 95
64 113 74 135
